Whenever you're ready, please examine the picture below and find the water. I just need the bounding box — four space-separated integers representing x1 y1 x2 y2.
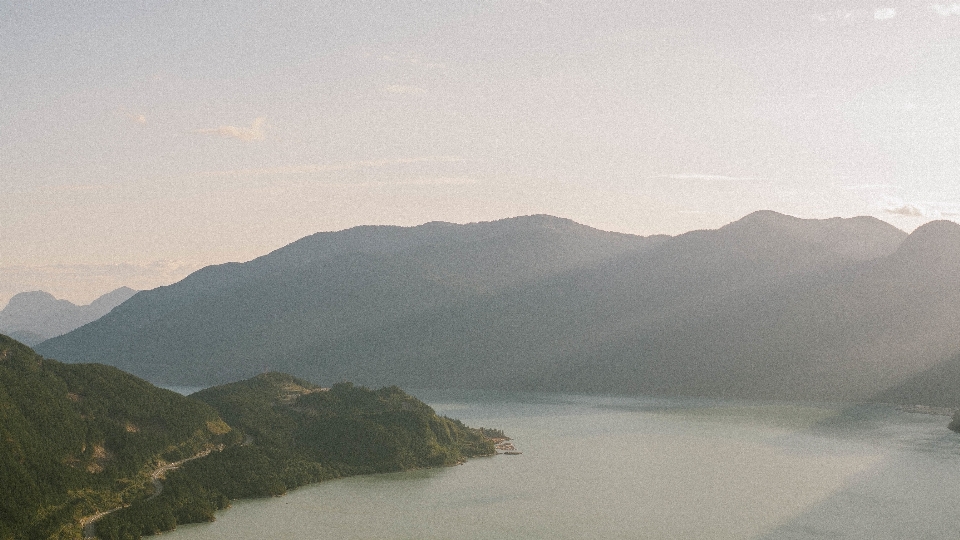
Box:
159 385 206 396
163 392 960 539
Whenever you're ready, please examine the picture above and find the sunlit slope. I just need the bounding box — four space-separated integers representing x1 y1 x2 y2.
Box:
0 334 233 540
551 219 960 400
34 212 960 403
95 374 494 538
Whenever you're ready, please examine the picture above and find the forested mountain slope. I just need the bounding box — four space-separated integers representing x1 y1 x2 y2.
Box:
95 374 493 539
0 334 231 539
1 335 495 540
37 212 960 403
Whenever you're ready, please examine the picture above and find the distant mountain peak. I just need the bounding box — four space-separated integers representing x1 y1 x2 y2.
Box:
719 210 809 236
712 211 906 262
725 210 895 232
10 290 58 301
734 209 796 224
893 219 960 262
502 214 578 224
3 291 74 313
907 219 960 238
0 287 137 346
439 214 591 232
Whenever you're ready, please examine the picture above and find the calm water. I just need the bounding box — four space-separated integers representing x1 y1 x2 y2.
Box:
163 392 960 539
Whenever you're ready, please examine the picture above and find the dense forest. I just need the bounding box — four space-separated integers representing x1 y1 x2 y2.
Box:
97 375 495 539
0 335 496 540
0 334 232 539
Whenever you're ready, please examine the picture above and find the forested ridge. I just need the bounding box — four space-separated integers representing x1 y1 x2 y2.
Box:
0 335 232 539
97 375 495 539
0 336 496 540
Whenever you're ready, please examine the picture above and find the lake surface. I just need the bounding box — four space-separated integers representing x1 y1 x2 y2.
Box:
163 391 960 539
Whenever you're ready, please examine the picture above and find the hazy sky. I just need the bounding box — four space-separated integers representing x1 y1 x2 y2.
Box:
3 0 960 305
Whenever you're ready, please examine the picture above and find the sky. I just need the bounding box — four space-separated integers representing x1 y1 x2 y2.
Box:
2 0 960 306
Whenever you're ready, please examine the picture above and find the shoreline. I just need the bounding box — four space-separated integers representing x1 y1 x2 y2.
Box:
896 404 957 417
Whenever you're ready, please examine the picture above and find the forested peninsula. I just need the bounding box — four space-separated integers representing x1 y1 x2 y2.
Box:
0 335 496 540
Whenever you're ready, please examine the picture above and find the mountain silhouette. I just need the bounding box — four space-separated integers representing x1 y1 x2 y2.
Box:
37 212 960 404
0 287 137 345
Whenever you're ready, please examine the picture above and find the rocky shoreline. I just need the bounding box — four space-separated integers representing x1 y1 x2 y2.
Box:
490 437 522 455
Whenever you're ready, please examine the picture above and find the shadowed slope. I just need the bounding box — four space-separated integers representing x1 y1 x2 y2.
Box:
36 212 958 403
37 216 664 385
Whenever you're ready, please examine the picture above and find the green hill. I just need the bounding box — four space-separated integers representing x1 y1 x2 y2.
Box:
199 373 493 472
194 373 493 473
0 335 496 539
95 374 494 539
0 334 233 540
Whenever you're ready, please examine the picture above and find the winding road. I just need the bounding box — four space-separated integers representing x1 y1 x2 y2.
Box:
81 446 222 539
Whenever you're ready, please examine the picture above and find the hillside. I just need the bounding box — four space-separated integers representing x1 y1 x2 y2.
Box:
193 373 493 472
533 218 960 400
0 334 232 540
875 351 960 408
0 287 137 345
0 335 497 539
94 375 493 539
36 212 960 403
37 216 665 385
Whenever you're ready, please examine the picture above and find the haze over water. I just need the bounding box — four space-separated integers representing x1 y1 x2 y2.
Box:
162 392 960 539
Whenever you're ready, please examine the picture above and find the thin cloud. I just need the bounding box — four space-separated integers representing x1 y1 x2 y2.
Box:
885 204 926 217
815 4 959 21
930 3 960 16
200 156 464 178
874 7 897 19
648 173 758 182
848 92 922 115
813 9 862 22
38 183 105 194
884 202 960 218
118 107 146 125
191 117 265 141
383 84 426 95
494 0 557 9
840 183 897 192
353 176 478 187
381 54 445 69
813 8 896 23
520 0 557 9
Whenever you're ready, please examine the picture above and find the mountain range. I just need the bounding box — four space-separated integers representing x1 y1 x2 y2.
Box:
0 287 137 345
36 211 960 404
